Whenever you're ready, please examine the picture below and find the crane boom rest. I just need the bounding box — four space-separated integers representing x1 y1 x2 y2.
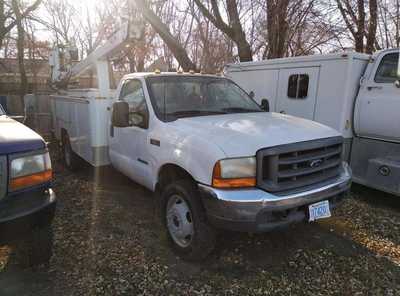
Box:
49 22 142 97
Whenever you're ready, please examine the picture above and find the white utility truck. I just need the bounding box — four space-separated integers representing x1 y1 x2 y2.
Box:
49 24 351 260
225 49 400 196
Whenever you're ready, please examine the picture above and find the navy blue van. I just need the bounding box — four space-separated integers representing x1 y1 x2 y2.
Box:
0 105 56 266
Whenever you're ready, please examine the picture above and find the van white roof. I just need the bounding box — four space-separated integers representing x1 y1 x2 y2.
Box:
225 51 371 70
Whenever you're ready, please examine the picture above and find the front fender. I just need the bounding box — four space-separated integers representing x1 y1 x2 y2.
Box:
149 125 227 191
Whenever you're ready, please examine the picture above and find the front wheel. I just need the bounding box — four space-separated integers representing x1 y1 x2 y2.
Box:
161 180 216 261
13 225 54 267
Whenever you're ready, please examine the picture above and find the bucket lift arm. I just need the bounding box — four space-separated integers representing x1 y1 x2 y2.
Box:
49 22 142 97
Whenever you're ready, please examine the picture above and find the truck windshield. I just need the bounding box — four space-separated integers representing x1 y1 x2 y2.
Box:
146 76 262 121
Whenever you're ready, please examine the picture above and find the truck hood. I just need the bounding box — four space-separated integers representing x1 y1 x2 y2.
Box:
0 116 45 155
174 112 341 157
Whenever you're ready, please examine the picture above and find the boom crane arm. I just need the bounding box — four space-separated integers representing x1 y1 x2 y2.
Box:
49 22 142 97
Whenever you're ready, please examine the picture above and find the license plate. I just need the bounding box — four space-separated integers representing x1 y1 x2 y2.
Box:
308 200 331 222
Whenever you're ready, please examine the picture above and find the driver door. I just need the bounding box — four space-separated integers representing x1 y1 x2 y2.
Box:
355 52 400 142
109 79 151 187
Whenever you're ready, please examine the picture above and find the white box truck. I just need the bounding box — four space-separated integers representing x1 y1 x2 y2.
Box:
225 49 400 196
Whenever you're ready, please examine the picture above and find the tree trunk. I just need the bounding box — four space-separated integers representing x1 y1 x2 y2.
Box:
396 0 400 48
336 0 377 53
365 0 377 53
136 0 197 71
12 0 28 109
266 0 289 59
194 0 253 62
1 0 42 49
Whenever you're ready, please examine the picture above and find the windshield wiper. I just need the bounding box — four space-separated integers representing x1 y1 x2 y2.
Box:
222 107 262 113
169 110 227 119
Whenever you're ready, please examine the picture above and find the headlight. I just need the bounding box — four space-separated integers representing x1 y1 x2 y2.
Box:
212 157 256 188
9 152 52 191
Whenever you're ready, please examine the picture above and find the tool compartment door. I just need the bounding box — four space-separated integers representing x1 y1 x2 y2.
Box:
276 67 320 120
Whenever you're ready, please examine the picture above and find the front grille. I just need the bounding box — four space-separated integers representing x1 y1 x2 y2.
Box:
0 156 7 200
257 137 343 193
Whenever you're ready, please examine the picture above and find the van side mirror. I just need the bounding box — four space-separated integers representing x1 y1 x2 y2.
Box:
261 98 270 112
112 101 130 127
395 80 400 88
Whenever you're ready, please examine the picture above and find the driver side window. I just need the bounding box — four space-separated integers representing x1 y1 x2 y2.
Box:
119 79 149 128
375 53 399 83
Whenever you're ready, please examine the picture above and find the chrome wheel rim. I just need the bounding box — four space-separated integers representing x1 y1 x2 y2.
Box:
166 194 194 248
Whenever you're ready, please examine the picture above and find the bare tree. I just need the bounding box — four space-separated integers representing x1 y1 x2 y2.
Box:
193 0 252 62
11 0 28 104
0 0 42 48
336 0 378 53
135 0 197 71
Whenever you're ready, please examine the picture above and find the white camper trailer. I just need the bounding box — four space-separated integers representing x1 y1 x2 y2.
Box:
225 49 400 196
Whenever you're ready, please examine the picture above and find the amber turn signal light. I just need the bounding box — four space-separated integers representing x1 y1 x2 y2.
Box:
9 170 52 192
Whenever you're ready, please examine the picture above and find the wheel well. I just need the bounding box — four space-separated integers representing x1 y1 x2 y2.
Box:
157 164 195 190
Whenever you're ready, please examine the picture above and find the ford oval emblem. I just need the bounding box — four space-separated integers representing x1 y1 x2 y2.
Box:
310 159 323 168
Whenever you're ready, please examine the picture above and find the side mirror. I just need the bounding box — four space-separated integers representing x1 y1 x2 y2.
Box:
261 98 270 112
395 80 400 88
112 101 130 127
249 91 255 99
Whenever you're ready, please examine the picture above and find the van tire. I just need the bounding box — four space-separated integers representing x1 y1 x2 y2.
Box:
62 133 80 171
161 180 216 261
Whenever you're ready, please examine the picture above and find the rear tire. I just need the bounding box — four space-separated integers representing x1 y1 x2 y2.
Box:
62 133 81 171
161 180 216 261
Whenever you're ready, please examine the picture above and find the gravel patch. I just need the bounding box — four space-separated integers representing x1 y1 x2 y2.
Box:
1 146 399 295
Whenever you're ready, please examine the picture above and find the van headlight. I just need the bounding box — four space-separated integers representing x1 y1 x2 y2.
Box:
212 157 256 188
9 152 52 192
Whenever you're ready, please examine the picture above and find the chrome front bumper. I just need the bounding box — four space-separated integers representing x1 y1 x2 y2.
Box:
199 162 352 232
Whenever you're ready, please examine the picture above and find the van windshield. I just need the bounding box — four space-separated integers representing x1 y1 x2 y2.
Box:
146 76 262 121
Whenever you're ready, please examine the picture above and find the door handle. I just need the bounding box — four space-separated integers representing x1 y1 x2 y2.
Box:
367 86 382 91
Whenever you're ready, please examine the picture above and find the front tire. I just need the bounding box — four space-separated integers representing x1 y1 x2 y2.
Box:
161 180 216 261
14 225 54 267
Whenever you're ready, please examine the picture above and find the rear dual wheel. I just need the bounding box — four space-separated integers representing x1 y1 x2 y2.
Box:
62 133 81 171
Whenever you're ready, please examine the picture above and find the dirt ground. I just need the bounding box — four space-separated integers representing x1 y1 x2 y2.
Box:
1 146 400 296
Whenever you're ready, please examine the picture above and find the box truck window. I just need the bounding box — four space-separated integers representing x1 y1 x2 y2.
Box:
375 53 399 83
287 74 309 99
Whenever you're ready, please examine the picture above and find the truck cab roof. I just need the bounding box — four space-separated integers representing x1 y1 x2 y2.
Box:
122 72 224 80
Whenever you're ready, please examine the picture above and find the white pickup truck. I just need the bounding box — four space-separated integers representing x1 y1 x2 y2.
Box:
51 73 351 260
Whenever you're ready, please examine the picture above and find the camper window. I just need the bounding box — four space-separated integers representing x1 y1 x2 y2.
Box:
375 53 399 83
287 74 309 99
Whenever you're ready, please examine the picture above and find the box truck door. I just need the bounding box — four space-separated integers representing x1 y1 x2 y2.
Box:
355 52 400 142
276 67 320 120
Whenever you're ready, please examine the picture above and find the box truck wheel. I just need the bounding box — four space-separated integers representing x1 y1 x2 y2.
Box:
62 133 81 171
161 180 216 261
